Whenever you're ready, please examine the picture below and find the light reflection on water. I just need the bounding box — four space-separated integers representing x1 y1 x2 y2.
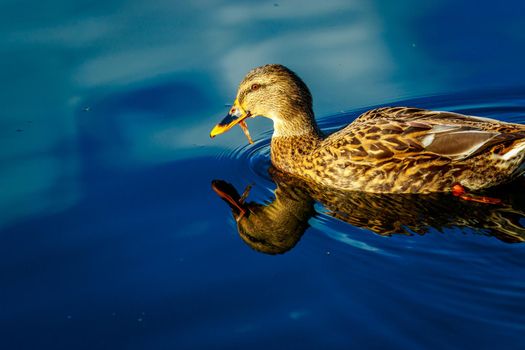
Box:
1 0 525 349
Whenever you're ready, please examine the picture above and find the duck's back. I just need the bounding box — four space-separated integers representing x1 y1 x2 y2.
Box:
301 107 525 193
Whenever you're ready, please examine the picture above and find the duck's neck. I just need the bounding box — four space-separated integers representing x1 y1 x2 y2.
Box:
271 111 323 139
270 111 324 174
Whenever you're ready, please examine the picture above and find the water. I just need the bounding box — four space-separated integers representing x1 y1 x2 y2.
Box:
1 1 525 349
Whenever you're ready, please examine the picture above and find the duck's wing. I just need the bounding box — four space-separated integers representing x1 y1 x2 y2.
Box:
400 123 516 160
336 107 525 161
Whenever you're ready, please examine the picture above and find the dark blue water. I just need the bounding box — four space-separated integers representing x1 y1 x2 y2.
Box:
1 1 525 349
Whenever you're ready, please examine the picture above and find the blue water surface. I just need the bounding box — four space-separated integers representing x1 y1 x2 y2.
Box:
1 1 525 349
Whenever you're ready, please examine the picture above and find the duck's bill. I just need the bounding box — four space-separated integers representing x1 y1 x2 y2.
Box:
210 103 253 144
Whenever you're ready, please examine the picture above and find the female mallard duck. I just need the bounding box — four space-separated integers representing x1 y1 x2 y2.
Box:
210 64 525 194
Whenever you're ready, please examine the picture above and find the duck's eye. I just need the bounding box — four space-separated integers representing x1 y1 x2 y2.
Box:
251 83 260 91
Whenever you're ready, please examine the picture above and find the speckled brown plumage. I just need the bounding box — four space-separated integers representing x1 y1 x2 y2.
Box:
271 107 525 193
215 64 525 193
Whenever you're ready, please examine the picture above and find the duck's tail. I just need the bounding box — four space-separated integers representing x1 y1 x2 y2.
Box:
504 139 525 177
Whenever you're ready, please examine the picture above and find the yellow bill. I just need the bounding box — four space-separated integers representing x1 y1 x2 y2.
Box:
210 99 253 144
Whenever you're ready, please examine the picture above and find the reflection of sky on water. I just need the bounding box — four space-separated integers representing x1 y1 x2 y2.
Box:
1 0 524 228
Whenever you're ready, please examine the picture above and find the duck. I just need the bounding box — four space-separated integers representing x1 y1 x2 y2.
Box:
210 64 525 194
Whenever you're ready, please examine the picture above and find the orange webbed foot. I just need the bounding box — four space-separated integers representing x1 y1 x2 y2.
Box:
451 184 502 205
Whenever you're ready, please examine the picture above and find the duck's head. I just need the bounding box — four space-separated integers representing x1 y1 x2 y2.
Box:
210 64 318 142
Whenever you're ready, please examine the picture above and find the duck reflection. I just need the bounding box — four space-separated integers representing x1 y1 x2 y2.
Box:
212 168 525 254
